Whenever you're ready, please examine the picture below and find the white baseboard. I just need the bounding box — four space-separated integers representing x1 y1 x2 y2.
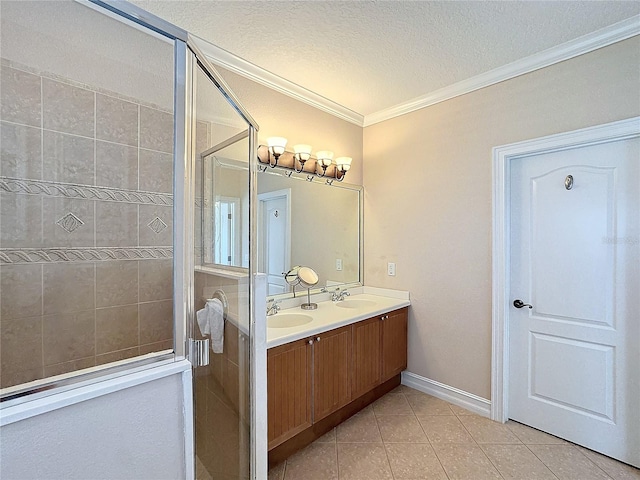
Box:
401 371 491 418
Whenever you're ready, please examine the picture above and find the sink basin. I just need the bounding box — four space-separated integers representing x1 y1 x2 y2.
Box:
267 313 313 328
334 299 377 309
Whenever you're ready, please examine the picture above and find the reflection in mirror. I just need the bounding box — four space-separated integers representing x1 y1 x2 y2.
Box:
202 156 362 298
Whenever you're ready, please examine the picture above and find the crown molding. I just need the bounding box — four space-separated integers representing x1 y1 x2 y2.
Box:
363 15 640 127
190 15 638 130
192 36 364 127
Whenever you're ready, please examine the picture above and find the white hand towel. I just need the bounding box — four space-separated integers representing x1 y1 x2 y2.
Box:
196 298 225 353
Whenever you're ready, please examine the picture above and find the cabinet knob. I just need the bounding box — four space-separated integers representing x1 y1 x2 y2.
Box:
308 339 314 345
316 337 321 342
381 315 388 320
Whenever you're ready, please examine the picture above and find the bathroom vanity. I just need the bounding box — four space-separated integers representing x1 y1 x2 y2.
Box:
266 290 410 465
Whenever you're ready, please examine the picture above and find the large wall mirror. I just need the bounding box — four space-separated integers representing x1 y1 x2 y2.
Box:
201 150 362 298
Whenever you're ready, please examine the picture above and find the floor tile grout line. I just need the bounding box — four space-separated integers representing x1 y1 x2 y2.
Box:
520 443 561 480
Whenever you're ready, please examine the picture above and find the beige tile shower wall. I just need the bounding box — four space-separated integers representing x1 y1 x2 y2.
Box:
0 61 175 388
363 38 640 400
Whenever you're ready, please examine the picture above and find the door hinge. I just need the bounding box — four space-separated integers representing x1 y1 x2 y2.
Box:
189 338 210 367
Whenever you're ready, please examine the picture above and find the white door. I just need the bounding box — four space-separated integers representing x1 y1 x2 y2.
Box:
509 136 639 467
258 190 291 296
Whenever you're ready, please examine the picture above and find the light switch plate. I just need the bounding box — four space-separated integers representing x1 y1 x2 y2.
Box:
336 259 343 271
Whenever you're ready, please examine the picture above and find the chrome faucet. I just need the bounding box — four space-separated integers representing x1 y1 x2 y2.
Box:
331 288 350 302
266 299 281 316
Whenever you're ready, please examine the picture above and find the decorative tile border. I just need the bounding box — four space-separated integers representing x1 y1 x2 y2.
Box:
0 247 173 264
0 177 173 206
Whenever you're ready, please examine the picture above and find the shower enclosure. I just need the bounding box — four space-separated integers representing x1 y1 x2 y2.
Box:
0 1 264 478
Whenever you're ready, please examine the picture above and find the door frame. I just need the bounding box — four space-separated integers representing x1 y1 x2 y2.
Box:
257 188 292 287
490 116 640 423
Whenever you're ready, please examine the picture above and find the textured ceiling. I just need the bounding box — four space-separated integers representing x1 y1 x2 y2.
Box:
130 1 640 117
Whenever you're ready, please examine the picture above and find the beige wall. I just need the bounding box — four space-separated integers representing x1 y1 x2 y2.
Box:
217 67 364 185
363 38 640 400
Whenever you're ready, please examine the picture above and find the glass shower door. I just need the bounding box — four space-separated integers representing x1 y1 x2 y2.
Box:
188 46 264 480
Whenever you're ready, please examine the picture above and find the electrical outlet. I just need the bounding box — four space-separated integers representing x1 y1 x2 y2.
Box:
336 259 343 271
387 262 396 276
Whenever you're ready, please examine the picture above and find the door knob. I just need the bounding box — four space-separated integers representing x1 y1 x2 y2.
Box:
513 299 533 309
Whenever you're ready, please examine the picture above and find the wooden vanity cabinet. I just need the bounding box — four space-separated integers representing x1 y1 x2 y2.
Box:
382 308 408 380
267 307 407 452
267 325 351 449
351 307 408 399
351 317 382 399
313 325 352 422
267 337 313 449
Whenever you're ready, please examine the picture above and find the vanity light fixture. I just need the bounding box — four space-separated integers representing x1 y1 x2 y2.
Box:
293 144 312 173
335 157 352 182
267 136 287 167
315 151 334 178
257 143 353 182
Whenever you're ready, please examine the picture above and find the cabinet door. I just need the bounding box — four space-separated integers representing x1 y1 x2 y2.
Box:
267 338 312 449
382 308 408 381
313 325 352 422
351 316 382 399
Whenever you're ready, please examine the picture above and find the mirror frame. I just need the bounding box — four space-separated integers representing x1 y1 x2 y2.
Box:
202 155 364 299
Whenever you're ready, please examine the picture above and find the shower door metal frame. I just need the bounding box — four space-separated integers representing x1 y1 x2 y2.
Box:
1 1 266 478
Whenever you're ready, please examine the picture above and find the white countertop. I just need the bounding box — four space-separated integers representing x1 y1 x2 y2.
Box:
266 288 410 348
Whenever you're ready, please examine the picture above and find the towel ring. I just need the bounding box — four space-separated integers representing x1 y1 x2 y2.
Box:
206 289 229 321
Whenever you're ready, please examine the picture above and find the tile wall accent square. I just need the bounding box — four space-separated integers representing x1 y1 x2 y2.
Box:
138 259 172 302
0 264 43 319
458 415 521 444
406 394 455 415
96 260 138 308
376 415 429 443
95 304 139 355
43 263 95 315
42 310 95 365
43 356 96 378
95 201 138 247
96 94 138 146
336 410 383 443
481 444 557 480
0 192 43 248
284 441 338 480
139 204 172 246
140 106 173 153
139 148 172 193
138 299 173 345
527 445 611 480
1 121 42 179
43 130 95 185
0 316 43 378
95 346 140 366
337 443 392 480
42 78 94 137
0 66 41 127
417 415 476 444
43 197 95 247
385 443 448 479
432 444 502 480
96 141 138 190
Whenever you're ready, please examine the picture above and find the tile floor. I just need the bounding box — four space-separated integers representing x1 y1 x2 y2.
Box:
267 385 640 480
